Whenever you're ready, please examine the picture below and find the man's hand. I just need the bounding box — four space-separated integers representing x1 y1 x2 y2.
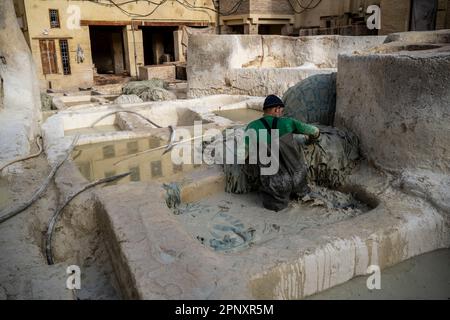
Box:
312 128 321 140
306 130 320 144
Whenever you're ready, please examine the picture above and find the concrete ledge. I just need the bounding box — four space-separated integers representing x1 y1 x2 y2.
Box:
93 165 449 299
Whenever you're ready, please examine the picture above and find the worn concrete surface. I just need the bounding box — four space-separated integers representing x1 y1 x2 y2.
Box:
0 153 119 300
187 34 386 97
93 163 449 299
336 30 450 174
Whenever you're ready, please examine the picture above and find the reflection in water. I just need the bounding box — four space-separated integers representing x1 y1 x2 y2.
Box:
42 111 57 122
65 125 120 136
214 108 263 123
72 136 201 185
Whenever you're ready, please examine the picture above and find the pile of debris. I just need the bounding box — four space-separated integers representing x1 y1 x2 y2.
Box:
119 79 176 102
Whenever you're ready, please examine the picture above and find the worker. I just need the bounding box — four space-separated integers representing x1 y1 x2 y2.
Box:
245 94 320 212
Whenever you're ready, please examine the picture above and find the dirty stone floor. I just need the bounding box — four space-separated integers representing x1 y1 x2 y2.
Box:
174 186 370 254
0 154 119 300
0 153 449 299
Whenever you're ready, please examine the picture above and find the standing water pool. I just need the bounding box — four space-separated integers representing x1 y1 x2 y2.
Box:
214 109 263 123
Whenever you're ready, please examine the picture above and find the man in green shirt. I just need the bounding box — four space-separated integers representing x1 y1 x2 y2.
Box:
245 94 320 212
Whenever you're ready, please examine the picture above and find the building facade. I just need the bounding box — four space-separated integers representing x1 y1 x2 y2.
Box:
219 0 450 36
219 0 296 35
13 0 216 90
379 0 449 35
13 1 450 90
293 0 450 36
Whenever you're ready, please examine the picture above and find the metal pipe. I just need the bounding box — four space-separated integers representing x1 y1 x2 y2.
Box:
131 20 138 78
216 0 221 34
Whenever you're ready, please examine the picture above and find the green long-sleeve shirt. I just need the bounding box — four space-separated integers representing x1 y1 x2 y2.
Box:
245 115 319 145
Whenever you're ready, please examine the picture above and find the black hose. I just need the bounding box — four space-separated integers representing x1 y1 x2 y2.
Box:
0 135 79 225
45 172 131 265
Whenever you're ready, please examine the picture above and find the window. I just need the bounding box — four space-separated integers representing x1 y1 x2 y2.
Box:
102 145 115 159
148 137 161 149
39 40 58 75
59 40 71 75
151 161 163 178
127 141 139 155
104 171 116 178
129 166 140 182
49 9 60 28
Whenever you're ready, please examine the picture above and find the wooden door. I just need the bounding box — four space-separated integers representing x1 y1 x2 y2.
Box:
39 39 58 74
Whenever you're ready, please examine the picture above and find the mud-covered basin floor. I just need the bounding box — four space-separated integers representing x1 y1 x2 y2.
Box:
173 185 375 254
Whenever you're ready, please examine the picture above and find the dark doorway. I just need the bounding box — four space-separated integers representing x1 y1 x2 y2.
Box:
228 25 245 34
258 24 283 35
141 26 178 65
410 0 438 31
89 26 126 74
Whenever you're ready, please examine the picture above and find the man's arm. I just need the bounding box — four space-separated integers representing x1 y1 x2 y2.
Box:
291 118 320 138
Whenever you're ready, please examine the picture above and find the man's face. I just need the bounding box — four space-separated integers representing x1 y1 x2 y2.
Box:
274 106 284 117
265 106 284 117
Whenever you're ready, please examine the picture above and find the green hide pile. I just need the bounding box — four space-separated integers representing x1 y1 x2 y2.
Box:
223 73 359 194
223 125 359 194
303 125 359 188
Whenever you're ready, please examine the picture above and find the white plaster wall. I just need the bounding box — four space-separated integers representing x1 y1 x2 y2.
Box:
187 34 386 97
0 0 42 168
336 45 450 173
